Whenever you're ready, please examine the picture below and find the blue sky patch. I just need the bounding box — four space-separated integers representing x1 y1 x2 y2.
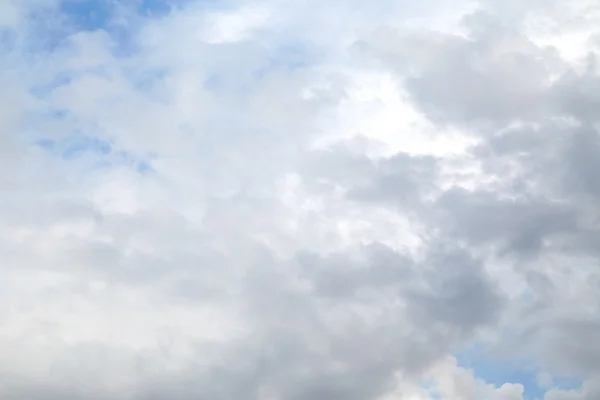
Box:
455 346 582 400
50 1 181 57
37 136 112 159
31 73 74 99
455 346 542 399
36 135 155 174
59 0 195 30
63 136 112 158
136 0 176 17
59 0 114 32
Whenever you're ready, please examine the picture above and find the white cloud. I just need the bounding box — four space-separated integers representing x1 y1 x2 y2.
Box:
200 6 272 44
1 0 600 398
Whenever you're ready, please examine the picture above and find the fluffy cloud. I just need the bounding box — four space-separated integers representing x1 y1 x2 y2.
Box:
1 0 600 399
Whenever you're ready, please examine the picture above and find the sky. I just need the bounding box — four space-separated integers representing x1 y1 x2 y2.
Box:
1 0 600 399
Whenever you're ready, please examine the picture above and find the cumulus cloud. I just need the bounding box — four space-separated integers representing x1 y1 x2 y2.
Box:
1 0 600 399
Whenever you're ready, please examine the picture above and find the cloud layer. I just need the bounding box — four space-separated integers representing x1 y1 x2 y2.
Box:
1 0 600 399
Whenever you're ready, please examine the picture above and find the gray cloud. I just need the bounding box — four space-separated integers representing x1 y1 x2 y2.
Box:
2 0 600 399
338 0 600 389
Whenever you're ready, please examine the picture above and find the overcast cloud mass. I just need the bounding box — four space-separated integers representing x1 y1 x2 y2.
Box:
1 0 600 399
